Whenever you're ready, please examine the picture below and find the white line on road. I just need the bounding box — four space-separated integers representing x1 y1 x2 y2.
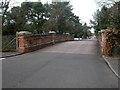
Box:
0 58 6 61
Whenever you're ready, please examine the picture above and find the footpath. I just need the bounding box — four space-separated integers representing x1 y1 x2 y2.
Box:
1 52 22 58
103 56 120 79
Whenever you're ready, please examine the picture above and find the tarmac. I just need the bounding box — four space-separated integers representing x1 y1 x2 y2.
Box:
1 51 120 81
2 39 118 88
1 39 120 80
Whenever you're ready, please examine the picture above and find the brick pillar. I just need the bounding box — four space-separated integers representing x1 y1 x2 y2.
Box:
17 31 31 53
101 30 106 55
52 34 55 44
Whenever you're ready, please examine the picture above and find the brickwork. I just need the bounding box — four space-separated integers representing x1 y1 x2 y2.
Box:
101 31 107 55
101 29 116 56
17 32 73 53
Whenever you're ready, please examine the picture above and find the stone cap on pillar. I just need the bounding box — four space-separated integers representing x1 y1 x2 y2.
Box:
17 31 32 35
100 29 106 33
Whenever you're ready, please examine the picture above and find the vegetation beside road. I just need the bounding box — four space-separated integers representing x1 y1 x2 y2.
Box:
91 0 120 57
1 1 92 39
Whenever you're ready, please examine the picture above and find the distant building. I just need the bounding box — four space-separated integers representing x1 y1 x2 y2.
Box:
49 31 56 34
52 0 69 3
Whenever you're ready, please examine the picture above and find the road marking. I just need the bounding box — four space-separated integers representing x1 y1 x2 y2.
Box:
0 58 6 61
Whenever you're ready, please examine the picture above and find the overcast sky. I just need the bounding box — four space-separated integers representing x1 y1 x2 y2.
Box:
70 0 98 25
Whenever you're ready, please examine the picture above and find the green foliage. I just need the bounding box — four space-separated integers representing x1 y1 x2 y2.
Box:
104 28 117 56
2 1 89 37
23 24 36 33
91 1 120 33
44 2 75 34
90 6 110 33
91 1 120 56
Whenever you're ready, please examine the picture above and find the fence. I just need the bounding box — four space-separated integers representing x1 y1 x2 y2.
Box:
2 35 16 52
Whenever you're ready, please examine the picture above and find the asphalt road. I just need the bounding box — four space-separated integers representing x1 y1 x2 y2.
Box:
2 37 118 88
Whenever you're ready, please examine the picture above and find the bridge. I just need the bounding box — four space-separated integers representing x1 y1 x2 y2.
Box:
2 36 118 88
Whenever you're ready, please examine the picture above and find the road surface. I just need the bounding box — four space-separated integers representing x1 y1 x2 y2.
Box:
2 37 118 88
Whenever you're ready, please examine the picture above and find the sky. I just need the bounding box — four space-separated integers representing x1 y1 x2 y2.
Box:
70 0 98 24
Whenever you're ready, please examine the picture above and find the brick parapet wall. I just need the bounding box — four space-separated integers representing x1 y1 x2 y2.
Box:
17 33 74 53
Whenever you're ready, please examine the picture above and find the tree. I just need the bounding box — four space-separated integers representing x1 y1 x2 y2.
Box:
96 0 116 8
0 0 10 25
91 0 120 33
21 2 47 34
3 2 50 35
2 0 88 38
43 1 75 34
109 1 120 30
90 6 111 33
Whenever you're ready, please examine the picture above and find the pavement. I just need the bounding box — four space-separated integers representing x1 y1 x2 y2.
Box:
103 56 120 79
1 52 22 58
2 37 119 88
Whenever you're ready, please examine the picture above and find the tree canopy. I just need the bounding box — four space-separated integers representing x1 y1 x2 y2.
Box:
1 1 91 38
90 0 120 33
